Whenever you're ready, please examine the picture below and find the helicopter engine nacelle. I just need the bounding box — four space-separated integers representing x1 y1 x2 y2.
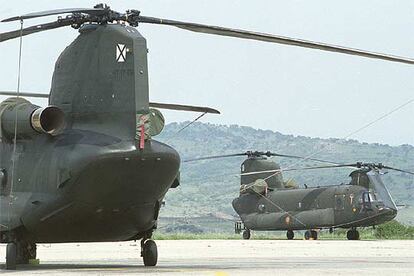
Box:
0 97 65 139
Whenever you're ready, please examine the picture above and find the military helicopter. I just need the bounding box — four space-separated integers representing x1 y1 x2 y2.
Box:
185 151 414 240
1 3 414 270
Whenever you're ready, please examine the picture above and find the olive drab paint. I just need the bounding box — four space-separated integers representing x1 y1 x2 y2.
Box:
0 24 180 244
50 24 150 140
233 156 398 238
241 157 284 189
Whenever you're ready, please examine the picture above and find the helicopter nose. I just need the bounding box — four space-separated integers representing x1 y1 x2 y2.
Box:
377 206 397 221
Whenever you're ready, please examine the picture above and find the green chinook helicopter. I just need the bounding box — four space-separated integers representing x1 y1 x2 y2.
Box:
185 151 414 240
1 3 414 270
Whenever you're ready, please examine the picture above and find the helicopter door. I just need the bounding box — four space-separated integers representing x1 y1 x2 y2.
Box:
334 194 345 211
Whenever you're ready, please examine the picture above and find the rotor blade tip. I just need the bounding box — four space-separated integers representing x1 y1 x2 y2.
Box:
1 16 21 22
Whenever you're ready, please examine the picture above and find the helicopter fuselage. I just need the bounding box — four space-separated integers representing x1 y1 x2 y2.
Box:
233 181 397 231
0 23 181 244
0 134 179 243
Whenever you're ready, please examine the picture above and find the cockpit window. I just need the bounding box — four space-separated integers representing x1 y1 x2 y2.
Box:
360 192 376 203
350 171 370 188
367 172 397 210
363 192 370 202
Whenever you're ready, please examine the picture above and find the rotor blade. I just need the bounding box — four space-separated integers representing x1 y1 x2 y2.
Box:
2 8 105 22
0 92 220 114
175 112 207 134
183 153 248 163
0 91 49 98
0 19 78 42
149 102 220 114
138 16 414 65
268 152 339 164
282 163 358 172
184 150 339 164
240 163 357 176
382 165 414 175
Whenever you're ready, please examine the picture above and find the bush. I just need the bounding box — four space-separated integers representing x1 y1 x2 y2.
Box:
375 220 414 239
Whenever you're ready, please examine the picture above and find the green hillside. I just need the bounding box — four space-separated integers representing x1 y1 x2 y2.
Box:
157 122 414 225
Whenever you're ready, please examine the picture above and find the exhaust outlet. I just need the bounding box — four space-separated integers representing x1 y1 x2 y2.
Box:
31 106 65 135
0 97 65 139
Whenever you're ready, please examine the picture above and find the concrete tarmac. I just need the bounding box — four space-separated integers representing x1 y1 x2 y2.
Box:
1 240 413 275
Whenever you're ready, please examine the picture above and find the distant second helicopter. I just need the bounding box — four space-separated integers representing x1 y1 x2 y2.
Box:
185 151 414 240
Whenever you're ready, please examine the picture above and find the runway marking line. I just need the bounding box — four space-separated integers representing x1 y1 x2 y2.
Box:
214 272 229 276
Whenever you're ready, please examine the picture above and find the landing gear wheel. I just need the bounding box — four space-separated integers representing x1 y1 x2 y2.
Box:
347 229 360 240
304 230 311 240
6 243 17 270
242 229 251 240
310 230 318 240
287 230 294 240
142 240 158 266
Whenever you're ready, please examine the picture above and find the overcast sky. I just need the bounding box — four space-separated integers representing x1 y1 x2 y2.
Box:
1 1 413 146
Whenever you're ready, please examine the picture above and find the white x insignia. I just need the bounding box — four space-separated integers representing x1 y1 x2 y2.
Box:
116 44 127 62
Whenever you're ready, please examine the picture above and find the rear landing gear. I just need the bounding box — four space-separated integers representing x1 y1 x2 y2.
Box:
141 239 158 266
242 229 251 240
304 230 318 240
6 243 17 270
5 241 37 270
287 230 294 240
347 229 360 240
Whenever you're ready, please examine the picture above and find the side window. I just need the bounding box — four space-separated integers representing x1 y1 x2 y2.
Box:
335 194 345 210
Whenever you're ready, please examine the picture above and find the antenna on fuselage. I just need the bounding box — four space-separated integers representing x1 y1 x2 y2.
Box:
6 19 25 229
